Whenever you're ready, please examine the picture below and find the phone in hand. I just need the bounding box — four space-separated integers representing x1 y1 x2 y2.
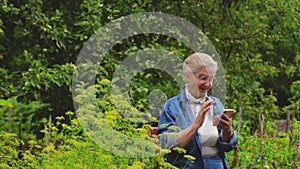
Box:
221 109 236 118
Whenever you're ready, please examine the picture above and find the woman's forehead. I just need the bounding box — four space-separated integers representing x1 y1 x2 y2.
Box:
195 67 216 76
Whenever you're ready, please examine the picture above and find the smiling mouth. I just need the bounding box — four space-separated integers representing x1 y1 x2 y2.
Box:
200 87 208 91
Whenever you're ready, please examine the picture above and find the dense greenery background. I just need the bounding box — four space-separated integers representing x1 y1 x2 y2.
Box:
0 0 299 168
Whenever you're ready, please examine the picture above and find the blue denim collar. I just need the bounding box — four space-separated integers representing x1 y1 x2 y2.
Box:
180 88 220 117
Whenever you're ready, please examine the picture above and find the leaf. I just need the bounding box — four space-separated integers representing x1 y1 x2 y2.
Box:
0 99 12 107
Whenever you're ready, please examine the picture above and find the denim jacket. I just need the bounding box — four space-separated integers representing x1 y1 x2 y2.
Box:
158 89 238 169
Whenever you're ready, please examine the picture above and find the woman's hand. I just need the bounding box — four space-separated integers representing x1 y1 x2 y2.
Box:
193 100 214 129
213 113 233 142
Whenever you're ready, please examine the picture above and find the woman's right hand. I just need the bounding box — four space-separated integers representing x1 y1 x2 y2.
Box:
193 100 214 129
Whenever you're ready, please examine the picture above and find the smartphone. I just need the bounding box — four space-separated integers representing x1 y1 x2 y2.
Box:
221 109 236 118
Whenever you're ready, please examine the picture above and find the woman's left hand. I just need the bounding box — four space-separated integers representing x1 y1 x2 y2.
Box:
213 114 233 142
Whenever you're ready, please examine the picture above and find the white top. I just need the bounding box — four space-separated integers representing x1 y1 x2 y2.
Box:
185 88 219 155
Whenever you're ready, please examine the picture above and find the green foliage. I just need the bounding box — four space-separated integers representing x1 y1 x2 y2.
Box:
0 133 21 168
0 96 47 139
0 111 159 168
286 80 300 114
226 118 299 169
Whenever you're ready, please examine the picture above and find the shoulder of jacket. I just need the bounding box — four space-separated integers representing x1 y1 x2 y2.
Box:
165 93 181 105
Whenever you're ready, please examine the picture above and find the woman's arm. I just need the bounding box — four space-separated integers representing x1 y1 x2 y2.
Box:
158 99 215 149
176 100 214 148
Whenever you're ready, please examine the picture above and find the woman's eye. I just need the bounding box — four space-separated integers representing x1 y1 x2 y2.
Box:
199 76 208 81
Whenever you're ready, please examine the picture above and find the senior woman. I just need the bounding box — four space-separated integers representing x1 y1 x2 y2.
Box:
157 53 238 169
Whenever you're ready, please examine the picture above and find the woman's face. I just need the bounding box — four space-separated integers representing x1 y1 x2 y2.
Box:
186 67 215 98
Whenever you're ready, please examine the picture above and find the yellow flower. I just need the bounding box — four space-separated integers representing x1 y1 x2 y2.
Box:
65 111 74 116
51 126 59 131
55 116 65 121
71 119 79 125
161 149 171 154
34 145 42 149
0 163 11 168
62 124 71 130
69 63 76 69
42 144 55 153
127 161 145 169
40 129 49 134
100 79 111 85
184 155 196 161
172 147 186 154
28 140 37 146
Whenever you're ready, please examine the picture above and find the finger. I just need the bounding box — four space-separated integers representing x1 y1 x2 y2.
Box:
198 100 213 115
212 116 221 126
218 119 232 130
203 100 214 107
201 105 211 114
221 113 232 121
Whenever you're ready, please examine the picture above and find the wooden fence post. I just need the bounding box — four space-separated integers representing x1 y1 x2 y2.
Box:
230 103 242 169
286 112 291 133
294 135 299 169
8 106 12 132
258 113 264 168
